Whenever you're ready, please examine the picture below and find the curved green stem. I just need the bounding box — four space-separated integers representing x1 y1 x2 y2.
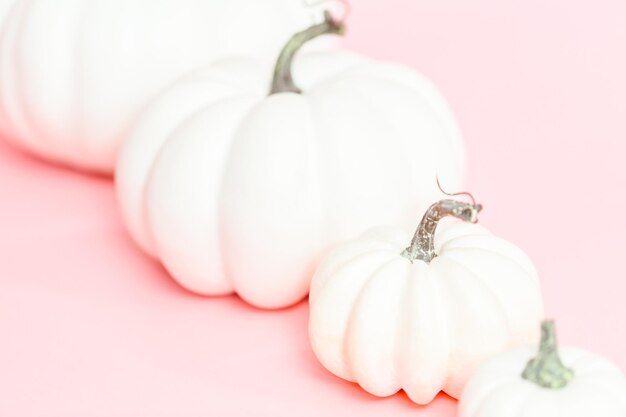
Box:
270 11 345 95
522 320 574 389
401 199 482 263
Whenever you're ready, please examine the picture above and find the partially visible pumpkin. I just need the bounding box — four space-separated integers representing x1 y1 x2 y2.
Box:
460 321 626 417
0 0 324 172
116 13 465 309
309 196 544 403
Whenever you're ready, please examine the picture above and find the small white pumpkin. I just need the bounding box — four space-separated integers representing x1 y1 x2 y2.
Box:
0 0 323 173
116 13 465 309
460 320 626 417
308 196 544 404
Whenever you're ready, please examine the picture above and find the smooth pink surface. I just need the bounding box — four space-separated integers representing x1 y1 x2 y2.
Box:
1 1 625 415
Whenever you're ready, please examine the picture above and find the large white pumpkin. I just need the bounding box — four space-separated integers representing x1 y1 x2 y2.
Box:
460 321 626 417
116 14 465 309
0 0 324 173
309 198 544 403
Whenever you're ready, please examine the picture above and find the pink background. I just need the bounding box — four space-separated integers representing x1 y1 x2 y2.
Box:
1 1 625 415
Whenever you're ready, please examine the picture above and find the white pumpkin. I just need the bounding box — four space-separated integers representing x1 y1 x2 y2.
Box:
460 321 626 417
0 0 324 173
115 13 465 309
308 197 544 404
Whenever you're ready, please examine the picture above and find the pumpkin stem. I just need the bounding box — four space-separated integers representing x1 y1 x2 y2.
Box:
522 320 574 389
270 10 345 95
401 199 482 263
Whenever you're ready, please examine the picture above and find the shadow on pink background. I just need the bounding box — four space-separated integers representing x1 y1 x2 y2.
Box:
1 1 625 415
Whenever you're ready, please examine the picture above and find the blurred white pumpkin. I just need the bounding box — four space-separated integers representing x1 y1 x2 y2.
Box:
116 13 465 309
0 0 325 173
309 197 544 403
460 321 626 417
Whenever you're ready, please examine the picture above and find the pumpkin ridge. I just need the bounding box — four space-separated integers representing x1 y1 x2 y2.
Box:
432 265 453 397
308 239 386 300
434 223 490 249
435 229 490 246
436 256 512 363
309 80 424 237
441 255 517 325
220 94 333 307
433 261 456 397
437 279 457 400
440 244 537 282
355 64 460 122
311 249 398 381
439 233 534 268
193 63 267 95
143 94 257 260
120 88 245 255
297 58 374 95
395 261 417 392
345 67 464 181
331 79 420 212
213 97 271 294
304 85 401 248
399 262 451 403
314 246 400 300
432 257 512 397
342 256 403 384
